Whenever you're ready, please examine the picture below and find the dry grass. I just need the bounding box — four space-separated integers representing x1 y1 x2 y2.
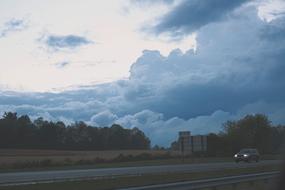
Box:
0 149 171 166
0 149 281 171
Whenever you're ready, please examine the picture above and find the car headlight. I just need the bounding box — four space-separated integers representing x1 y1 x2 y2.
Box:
244 154 249 157
234 154 238 158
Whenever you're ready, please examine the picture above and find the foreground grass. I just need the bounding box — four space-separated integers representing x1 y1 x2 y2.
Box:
0 164 281 190
0 156 234 173
1 148 283 173
1 154 283 173
204 179 278 190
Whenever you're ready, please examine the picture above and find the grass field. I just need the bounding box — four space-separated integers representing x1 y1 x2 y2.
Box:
0 148 173 163
0 149 175 170
0 149 283 172
0 148 170 164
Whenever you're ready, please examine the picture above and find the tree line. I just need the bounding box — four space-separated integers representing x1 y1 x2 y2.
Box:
1 112 285 155
0 112 150 150
170 114 285 156
206 114 285 156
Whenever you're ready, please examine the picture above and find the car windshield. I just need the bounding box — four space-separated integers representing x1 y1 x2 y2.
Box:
239 149 253 153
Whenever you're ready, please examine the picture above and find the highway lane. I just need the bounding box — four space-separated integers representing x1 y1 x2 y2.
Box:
0 160 281 186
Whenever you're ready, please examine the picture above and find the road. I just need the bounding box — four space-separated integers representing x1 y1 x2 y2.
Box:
0 160 281 186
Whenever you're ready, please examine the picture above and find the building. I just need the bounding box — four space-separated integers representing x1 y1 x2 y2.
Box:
178 131 207 155
178 131 192 155
191 135 207 152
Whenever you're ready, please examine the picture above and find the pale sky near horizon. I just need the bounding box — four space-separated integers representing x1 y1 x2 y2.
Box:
0 0 196 92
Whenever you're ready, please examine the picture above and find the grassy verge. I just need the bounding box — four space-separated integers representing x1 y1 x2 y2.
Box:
0 156 232 173
0 164 281 190
204 179 278 190
1 148 283 173
1 153 282 173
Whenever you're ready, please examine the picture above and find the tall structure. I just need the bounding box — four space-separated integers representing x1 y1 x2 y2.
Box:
178 131 192 155
191 135 207 152
178 131 207 155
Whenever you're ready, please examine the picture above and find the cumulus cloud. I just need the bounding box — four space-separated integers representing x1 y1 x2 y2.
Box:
90 110 118 127
258 0 285 22
40 34 92 51
115 100 285 146
115 109 235 145
1 2 285 146
0 18 27 38
151 0 249 36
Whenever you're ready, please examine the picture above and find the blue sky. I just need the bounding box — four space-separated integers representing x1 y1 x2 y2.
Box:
0 0 285 146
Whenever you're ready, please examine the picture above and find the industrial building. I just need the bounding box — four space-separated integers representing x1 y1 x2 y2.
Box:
178 131 207 155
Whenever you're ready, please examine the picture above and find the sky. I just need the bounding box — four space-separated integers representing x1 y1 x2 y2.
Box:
0 0 285 146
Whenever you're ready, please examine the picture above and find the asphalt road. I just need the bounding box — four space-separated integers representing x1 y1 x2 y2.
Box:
0 160 281 186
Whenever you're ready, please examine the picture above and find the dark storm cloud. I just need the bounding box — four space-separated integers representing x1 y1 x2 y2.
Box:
152 0 249 35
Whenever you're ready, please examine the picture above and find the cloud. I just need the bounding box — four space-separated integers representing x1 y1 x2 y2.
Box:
258 0 285 22
123 0 175 15
115 109 234 145
150 0 249 36
131 0 174 6
115 104 285 146
90 110 118 127
40 34 92 51
0 18 27 38
115 100 285 146
55 61 70 68
1 3 285 146
122 9 285 121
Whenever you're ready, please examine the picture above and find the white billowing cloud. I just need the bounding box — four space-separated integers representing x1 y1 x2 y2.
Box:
90 110 118 127
115 102 285 146
258 0 285 22
116 110 164 128
115 109 232 146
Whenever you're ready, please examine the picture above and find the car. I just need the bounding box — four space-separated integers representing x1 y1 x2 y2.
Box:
234 148 260 163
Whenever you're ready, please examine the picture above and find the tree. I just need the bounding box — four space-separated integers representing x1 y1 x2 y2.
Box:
223 114 276 154
0 112 151 150
3 112 17 121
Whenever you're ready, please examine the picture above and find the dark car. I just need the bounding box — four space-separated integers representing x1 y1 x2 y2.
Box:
234 148 260 163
